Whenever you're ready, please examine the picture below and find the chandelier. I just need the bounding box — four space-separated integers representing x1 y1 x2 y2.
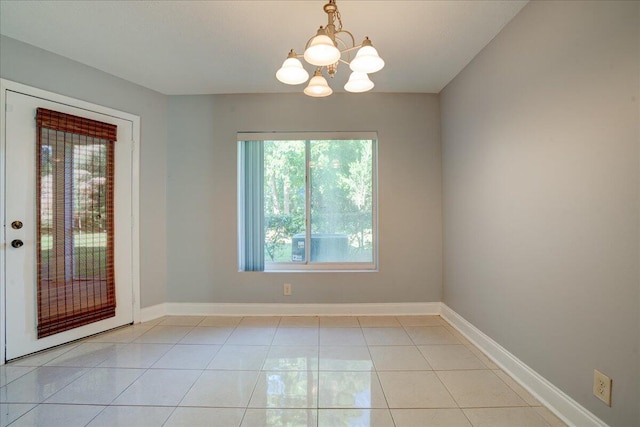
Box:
275 0 385 97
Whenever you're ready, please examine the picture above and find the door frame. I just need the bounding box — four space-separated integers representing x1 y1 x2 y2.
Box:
0 79 141 364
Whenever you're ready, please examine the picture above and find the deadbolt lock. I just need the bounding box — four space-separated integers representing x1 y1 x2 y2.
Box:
11 220 23 230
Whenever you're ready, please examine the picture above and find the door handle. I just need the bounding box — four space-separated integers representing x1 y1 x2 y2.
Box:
11 239 24 248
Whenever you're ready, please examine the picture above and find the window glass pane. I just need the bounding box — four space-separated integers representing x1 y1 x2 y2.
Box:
310 139 373 262
72 139 108 279
263 140 306 262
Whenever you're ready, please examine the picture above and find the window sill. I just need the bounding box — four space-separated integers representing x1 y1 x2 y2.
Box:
264 269 379 273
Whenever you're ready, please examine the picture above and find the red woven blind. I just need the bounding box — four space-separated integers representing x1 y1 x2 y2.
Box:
36 108 117 338
36 108 117 141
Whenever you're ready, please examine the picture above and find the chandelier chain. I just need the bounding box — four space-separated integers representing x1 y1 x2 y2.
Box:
335 8 343 32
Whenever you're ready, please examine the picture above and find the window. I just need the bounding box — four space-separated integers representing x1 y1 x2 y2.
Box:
238 132 377 271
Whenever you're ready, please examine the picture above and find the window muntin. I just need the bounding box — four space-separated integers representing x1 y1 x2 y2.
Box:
239 132 377 271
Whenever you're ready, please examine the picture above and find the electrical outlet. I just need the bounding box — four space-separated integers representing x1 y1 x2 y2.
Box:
593 369 612 406
283 283 292 296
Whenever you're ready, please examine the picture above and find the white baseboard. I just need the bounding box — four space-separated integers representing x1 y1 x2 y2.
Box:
140 303 168 322
440 304 608 427
140 301 440 322
140 301 607 427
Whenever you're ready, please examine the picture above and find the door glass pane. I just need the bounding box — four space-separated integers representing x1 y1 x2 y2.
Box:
310 140 373 262
73 139 108 279
37 126 115 338
263 140 306 262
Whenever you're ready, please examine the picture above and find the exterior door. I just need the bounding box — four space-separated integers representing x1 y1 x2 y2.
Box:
3 86 137 361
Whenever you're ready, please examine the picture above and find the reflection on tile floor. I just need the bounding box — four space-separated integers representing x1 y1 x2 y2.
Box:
0 315 567 426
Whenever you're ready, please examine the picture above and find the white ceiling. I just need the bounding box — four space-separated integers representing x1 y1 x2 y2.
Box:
0 0 527 95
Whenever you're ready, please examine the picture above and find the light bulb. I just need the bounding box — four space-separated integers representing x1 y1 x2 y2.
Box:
350 44 384 73
304 74 333 97
344 71 374 93
276 57 309 85
304 32 341 66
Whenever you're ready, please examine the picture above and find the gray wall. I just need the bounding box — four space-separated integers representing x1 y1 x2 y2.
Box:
0 35 168 308
167 93 442 303
441 2 639 426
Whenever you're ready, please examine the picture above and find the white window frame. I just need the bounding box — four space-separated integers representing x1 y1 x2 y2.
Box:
238 131 378 272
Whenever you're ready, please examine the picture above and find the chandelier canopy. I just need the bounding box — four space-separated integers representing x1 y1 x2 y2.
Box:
276 0 385 97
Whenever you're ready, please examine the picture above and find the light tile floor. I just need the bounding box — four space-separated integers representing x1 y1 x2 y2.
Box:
0 315 567 427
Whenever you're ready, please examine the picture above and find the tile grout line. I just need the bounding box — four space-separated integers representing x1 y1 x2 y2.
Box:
363 319 396 426
238 316 281 425
169 316 245 424
316 316 321 414
94 320 196 426
47 349 145 426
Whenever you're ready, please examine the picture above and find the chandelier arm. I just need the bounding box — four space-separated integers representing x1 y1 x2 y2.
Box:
335 29 356 48
339 44 363 55
304 35 316 50
334 36 350 56
334 39 353 63
335 30 357 61
286 49 305 59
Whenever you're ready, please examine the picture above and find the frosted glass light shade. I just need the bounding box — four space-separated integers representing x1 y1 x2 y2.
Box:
344 71 374 93
304 74 333 97
304 34 341 66
349 45 384 73
276 58 309 85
